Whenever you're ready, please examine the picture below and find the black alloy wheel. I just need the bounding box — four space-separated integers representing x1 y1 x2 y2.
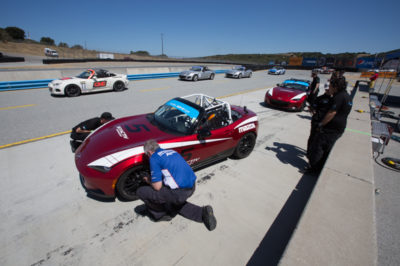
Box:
116 166 149 201
65 85 81 97
232 132 256 159
113 81 125 91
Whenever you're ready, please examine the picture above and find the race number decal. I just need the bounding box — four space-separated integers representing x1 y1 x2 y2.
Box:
124 124 150 133
93 81 107 87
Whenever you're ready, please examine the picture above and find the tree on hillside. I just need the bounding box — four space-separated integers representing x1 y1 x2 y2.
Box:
130 50 150 56
71 44 83 49
5 26 25 40
0 28 12 41
40 37 55 46
58 42 69 48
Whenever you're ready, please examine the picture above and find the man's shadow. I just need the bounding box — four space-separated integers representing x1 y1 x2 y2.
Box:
265 142 308 170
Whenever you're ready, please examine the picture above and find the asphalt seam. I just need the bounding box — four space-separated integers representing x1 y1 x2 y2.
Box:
325 167 374 185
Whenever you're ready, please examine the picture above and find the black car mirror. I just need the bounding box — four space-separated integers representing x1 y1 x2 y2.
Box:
197 128 211 139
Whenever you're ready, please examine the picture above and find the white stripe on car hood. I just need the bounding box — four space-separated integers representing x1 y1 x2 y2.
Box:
234 116 258 129
88 138 231 168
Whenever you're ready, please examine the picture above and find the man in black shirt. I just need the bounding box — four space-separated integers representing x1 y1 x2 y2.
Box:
307 71 320 106
307 85 333 159
70 112 115 152
305 76 352 174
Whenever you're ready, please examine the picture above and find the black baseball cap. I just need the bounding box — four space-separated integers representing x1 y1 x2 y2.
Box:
100 112 115 120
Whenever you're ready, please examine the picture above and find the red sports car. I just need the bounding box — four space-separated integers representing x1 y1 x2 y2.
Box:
75 94 258 200
264 79 310 111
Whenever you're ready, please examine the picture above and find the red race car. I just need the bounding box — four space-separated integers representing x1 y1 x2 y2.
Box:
264 79 310 111
75 94 258 200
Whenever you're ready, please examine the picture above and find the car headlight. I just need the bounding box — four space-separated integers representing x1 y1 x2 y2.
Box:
267 88 273 96
89 165 112 173
291 93 306 101
52 82 61 86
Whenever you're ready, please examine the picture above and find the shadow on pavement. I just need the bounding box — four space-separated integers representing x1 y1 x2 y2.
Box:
246 143 318 265
246 173 318 266
265 142 308 170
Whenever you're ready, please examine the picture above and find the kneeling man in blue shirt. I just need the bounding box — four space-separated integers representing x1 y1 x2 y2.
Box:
136 139 217 231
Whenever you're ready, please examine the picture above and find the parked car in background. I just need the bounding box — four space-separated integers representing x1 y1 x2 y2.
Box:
44 48 59 57
48 68 129 97
268 66 286 75
264 78 310 111
313 66 335 74
75 94 258 200
225 66 252 79
179 66 215 81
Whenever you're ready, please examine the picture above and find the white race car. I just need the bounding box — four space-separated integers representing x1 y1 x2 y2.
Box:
48 68 129 97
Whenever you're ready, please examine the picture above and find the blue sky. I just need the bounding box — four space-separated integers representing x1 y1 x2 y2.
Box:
2 0 399 57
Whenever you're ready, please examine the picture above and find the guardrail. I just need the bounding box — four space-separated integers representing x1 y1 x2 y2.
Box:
0 70 228 92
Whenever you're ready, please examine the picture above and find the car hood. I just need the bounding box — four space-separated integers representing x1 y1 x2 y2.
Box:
180 70 197 75
269 69 277 72
269 86 307 100
226 69 240 74
76 114 176 168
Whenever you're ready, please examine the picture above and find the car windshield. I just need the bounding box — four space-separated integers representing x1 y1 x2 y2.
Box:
281 82 308 92
190 67 202 72
76 70 92 79
234 66 244 70
154 99 200 135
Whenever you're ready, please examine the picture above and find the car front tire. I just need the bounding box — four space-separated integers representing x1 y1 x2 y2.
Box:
65 85 81 97
193 75 198 81
113 81 125 91
116 165 148 201
238 73 242 79
232 132 256 159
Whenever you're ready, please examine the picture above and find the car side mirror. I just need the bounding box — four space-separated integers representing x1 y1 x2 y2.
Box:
276 83 280 86
197 128 211 139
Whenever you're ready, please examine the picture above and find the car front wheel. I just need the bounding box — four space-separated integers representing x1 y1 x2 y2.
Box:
116 165 148 201
65 85 81 97
238 73 242 79
113 81 125 91
193 75 198 81
232 132 256 159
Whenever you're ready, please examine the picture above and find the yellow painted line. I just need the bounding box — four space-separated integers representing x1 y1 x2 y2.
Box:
140 87 170 92
0 104 36 110
0 130 71 150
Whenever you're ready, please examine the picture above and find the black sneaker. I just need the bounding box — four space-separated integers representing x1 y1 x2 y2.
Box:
135 205 172 222
154 215 173 222
202 205 217 231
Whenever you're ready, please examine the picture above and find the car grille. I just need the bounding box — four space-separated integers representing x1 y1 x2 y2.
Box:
226 73 234 77
270 99 289 107
179 75 187 79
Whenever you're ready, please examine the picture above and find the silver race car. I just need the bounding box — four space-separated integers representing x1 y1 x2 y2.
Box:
48 68 129 97
225 66 252 79
179 66 215 81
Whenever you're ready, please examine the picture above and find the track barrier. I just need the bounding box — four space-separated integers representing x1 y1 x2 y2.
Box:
0 70 228 91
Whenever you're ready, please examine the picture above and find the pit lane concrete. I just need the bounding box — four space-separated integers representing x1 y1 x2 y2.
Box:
0 69 394 265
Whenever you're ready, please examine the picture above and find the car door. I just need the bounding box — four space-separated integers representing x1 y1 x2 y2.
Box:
92 71 111 91
189 109 234 164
